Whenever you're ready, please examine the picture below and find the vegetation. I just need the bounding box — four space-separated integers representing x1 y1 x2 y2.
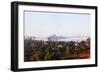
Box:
24 38 90 62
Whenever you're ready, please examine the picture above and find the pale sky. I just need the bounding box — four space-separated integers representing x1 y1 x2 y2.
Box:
24 11 91 37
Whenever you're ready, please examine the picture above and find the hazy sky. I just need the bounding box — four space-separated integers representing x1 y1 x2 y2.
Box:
24 11 91 37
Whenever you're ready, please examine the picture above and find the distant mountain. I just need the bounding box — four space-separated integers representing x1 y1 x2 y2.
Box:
48 34 66 41
24 35 89 42
57 36 67 39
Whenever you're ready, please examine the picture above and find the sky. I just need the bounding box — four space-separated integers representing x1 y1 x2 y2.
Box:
24 11 91 38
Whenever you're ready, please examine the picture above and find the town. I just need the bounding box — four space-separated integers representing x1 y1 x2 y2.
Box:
24 35 90 62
